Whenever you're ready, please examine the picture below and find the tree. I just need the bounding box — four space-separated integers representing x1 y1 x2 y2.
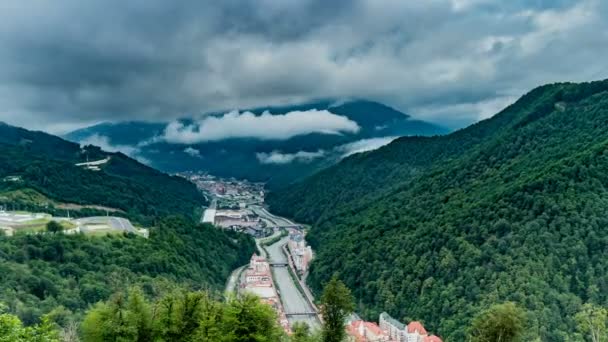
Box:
291 322 321 342
46 221 62 234
0 311 59 342
469 302 525 342
221 293 284 342
575 303 607 342
82 288 285 342
59 321 80 342
320 276 354 342
292 322 311 341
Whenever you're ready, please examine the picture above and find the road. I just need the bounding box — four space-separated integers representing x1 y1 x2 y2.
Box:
250 206 296 227
225 265 245 295
266 236 319 329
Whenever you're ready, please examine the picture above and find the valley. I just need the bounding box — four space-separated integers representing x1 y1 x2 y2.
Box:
3 2 604 340
199 175 322 332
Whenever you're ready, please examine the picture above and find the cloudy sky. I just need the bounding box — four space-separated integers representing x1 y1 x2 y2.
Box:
0 0 607 134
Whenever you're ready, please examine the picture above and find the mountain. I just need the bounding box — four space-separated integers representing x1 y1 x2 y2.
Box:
0 122 205 224
64 100 447 188
267 80 608 340
0 123 256 325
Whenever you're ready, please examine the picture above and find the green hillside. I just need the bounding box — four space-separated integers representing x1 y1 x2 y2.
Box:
0 124 257 327
0 217 256 325
0 123 205 224
268 80 608 340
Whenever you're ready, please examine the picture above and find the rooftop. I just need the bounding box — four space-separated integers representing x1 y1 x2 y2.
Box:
407 321 427 335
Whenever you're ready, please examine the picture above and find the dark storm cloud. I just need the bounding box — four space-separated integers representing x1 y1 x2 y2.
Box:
0 0 607 133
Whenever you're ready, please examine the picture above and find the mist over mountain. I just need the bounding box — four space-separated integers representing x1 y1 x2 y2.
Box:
65 99 446 187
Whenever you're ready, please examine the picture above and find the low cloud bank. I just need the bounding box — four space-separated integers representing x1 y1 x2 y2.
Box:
256 150 326 164
163 110 360 144
79 134 139 156
79 134 151 165
256 136 398 165
183 147 201 157
337 136 398 157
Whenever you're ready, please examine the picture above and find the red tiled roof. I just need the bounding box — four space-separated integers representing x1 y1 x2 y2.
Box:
347 321 365 342
423 335 442 342
407 321 427 335
363 322 384 336
348 320 387 340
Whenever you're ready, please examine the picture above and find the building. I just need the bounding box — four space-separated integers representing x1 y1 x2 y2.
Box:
378 312 442 342
214 209 262 229
288 230 314 273
379 312 406 341
202 208 216 223
347 320 392 342
405 322 427 342
242 254 291 334
245 255 272 284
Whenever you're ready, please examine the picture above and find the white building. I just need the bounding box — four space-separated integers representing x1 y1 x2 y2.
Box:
378 312 440 342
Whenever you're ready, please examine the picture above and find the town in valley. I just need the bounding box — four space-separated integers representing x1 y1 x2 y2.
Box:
181 172 443 342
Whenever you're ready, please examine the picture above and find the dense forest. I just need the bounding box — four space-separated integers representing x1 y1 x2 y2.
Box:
0 217 256 327
268 80 608 340
0 123 205 224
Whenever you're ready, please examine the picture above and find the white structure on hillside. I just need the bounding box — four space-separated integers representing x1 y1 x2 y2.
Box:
288 231 313 273
378 312 441 342
202 209 216 223
75 157 110 171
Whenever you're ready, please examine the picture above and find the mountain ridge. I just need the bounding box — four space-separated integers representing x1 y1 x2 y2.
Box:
0 123 205 224
267 79 608 340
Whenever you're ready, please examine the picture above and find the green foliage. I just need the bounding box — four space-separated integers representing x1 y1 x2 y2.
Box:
268 80 608 340
0 311 59 342
469 302 525 342
575 303 608 342
320 276 354 342
45 221 63 234
291 322 321 342
221 293 284 342
0 217 256 326
82 289 285 342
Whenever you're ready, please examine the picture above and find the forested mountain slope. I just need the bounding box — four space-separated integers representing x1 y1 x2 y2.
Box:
0 217 256 325
0 123 205 224
268 80 608 340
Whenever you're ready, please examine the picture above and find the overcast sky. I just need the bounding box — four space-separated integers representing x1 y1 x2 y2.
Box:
0 0 607 134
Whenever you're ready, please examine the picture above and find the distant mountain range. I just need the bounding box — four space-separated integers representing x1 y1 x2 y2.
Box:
65 100 447 188
267 80 608 340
